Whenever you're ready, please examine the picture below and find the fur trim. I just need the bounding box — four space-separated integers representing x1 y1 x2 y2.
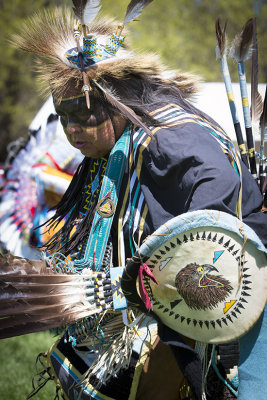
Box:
12 7 200 100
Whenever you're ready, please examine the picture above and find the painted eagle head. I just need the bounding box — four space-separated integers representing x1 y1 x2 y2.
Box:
175 263 233 310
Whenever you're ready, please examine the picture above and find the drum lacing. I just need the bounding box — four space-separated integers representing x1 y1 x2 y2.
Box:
237 225 248 293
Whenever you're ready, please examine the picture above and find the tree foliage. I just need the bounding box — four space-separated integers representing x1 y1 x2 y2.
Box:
0 0 266 161
0 0 63 161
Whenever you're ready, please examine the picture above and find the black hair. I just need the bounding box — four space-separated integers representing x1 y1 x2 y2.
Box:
102 73 214 127
42 157 100 255
43 75 215 256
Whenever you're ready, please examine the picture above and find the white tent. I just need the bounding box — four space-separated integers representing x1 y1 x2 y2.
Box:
194 82 266 155
29 83 266 157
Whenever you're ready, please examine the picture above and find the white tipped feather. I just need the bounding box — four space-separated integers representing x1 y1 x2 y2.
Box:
123 0 153 25
72 0 101 26
83 0 101 25
0 253 113 338
229 18 253 63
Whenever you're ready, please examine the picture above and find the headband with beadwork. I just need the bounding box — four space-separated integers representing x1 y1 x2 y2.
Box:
65 0 153 107
12 0 199 134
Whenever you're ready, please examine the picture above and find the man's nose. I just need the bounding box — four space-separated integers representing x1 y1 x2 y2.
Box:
66 124 83 134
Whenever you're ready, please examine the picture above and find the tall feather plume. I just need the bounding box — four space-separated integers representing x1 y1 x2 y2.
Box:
259 86 267 191
229 18 257 179
93 80 153 136
260 87 267 139
215 18 227 58
0 253 112 339
72 0 101 26
251 17 263 136
229 18 253 62
123 0 153 25
215 18 249 169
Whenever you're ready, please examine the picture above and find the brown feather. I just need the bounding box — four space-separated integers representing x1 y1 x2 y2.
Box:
251 18 263 132
72 0 87 21
215 18 227 58
229 18 254 62
0 294 93 316
0 253 110 338
0 310 91 339
0 282 89 302
0 253 49 275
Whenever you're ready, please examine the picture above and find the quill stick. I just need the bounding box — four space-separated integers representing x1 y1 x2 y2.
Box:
251 18 263 136
251 18 264 190
74 34 91 109
229 19 257 180
259 85 267 192
215 19 249 168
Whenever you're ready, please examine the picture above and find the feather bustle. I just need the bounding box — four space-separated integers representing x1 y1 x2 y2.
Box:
0 309 92 339
0 253 106 338
0 284 89 301
0 253 49 275
0 300 85 316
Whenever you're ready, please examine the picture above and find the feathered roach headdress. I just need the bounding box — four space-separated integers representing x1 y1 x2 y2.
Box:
12 0 199 133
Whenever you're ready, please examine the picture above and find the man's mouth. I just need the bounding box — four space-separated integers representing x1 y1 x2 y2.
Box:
73 141 88 149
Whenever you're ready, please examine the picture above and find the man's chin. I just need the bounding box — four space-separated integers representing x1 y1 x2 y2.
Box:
80 148 108 159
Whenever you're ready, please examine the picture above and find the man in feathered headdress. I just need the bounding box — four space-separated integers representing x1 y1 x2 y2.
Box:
1 1 267 400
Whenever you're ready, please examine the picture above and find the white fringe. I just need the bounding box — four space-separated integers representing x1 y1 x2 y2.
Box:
195 341 209 400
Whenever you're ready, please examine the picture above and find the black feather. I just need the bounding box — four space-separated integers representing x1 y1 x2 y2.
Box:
72 0 87 21
215 18 227 58
123 0 153 25
0 253 105 338
230 18 254 62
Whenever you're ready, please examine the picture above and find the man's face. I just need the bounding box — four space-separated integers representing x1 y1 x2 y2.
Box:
54 96 126 158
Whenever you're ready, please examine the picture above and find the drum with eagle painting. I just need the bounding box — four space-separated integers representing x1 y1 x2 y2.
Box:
123 209 267 344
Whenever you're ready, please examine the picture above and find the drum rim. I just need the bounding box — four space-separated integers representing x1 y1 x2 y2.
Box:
122 209 267 343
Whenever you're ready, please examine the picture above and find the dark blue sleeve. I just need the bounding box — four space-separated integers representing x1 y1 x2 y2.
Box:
141 122 267 246
141 122 240 229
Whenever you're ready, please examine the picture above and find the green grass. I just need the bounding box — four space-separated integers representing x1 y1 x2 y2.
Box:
0 332 58 399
